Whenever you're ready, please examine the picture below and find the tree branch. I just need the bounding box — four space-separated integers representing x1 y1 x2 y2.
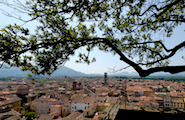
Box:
103 39 185 77
144 65 185 77
138 0 182 17
155 0 182 18
108 65 130 73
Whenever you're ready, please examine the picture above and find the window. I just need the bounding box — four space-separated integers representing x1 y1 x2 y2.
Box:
75 106 76 109
40 110 43 113
46 105 47 108
41 101 43 103
85 106 86 109
45 110 47 114
64 109 65 112
36 109 38 113
41 105 43 108
67 105 68 107
87 112 89 115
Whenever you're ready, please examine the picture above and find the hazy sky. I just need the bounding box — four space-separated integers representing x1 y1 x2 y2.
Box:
0 1 185 75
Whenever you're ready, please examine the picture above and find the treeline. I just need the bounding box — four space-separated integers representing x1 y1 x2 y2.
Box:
112 76 185 83
0 77 12 81
152 77 185 83
1 76 185 83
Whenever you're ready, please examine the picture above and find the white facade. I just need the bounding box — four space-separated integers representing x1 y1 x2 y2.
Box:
71 102 93 113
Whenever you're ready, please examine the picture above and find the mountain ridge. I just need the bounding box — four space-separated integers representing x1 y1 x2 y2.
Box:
0 66 185 77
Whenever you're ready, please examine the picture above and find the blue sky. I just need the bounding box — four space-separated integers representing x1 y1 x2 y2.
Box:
0 1 185 75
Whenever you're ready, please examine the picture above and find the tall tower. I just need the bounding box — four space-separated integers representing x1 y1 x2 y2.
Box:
104 72 107 85
143 77 145 81
96 75 98 81
73 81 77 91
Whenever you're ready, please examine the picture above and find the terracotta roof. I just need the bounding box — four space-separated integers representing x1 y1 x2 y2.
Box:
37 114 53 120
152 96 163 100
101 93 108 96
163 96 171 99
66 91 72 94
0 97 22 107
49 111 60 116
71 96 96 104
171 99 184 103
98 103 110 106
0 109 21 120
36 96 57 102
50 105 62 108
135 102 147 107
63 111 82 120
151 102 159 106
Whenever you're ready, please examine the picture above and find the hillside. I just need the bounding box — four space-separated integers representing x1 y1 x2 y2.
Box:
0 65 185 77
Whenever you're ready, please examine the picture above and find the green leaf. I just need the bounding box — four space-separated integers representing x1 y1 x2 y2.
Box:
27 73 32 77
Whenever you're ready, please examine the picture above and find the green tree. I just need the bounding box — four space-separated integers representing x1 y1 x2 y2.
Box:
0 0 185 77
25 112 37 120
162 88 169 92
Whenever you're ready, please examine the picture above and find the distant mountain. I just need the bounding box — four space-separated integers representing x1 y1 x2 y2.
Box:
110 72 139 76
0 65 185 77
149 72 185 77
110 71 185 77
50 66 87 77
110 72 185 77
0 67 31 77
0 66 87 77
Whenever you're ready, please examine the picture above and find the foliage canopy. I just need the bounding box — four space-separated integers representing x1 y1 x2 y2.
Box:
25 112 37 120
0 0 185 77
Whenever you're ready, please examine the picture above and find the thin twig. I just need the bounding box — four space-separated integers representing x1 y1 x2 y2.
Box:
108 66 131 73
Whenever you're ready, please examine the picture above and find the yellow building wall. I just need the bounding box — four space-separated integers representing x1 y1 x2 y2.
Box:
144 91 155 95
62 104 71 117
14 101 21 111
171 102 184 109
83 107 96 118
96 106 106 112
30 104 36 112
